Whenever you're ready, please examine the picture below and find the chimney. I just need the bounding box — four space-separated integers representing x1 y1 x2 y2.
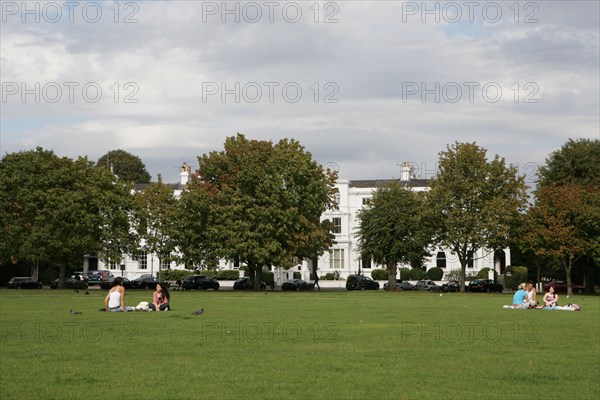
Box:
180 163 190 185
400 162 411 182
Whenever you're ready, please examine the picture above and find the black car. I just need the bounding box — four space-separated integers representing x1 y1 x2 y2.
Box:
100 277 132 290
467 279 503 293
131 274 159 289
233 277 266 290
281 279 314 291
383 279 414 291
414 280 442 292
440 280 462 292
346 275 380 291
182 275 220 290
7 277 42 289
50 276 89 290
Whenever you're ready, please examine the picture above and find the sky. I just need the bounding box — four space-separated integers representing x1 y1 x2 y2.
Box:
1 0 599 185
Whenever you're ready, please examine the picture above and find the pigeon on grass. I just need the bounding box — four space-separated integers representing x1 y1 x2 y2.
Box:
70 309 82 315
191 308 205 316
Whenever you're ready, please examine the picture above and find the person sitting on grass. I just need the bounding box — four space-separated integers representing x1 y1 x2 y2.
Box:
511 283 529 309
104 277 126 312
525 281 538 308
149 282 170 311
543 286 559 308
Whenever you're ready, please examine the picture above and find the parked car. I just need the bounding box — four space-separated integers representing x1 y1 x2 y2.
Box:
86 270 114 285
281 279 314 291
131 274 159 289
543 281 584 294
346 275 380 291
440 280 462 292
50 276 89 290
100 277 132 290
182 275 220 290
414 280 441 292
7 277 42 289
467 279 503 293
233 277 266 290
383 279 414 291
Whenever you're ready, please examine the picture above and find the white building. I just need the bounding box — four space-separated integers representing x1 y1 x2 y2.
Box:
92 164 509 281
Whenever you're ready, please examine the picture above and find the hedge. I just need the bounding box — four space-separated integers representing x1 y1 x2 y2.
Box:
400 268 411 280
409 268 424 280
504 266 528 291
371 269 388 280
426 267 444 281
476 267 498 281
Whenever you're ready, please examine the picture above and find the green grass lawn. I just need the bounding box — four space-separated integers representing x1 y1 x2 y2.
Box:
1 289 599 400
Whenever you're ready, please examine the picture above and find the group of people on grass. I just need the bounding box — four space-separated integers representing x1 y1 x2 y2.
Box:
511 281 558 309
103 276 170 312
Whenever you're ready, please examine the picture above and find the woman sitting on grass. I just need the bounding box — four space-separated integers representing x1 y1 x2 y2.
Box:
104 277 126 312
149 282 170 311
543 286 559 308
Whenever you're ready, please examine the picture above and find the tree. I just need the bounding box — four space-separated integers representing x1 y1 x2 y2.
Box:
537 138 600 187
97 149 151 184
356 181 431 291
535 138 600 290
425 142 528 292
522 184 599 295
0 148 134 287
175 176 219 269
196 134 337 289
133 176 178 282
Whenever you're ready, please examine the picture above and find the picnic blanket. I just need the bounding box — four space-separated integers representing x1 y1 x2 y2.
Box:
503 304 581 311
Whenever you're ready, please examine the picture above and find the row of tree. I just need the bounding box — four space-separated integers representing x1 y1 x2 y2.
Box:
1 136 598 293
357 139 599 294
0 135 337 289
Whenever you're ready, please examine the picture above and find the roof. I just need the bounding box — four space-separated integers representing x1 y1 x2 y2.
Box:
349 179 430 188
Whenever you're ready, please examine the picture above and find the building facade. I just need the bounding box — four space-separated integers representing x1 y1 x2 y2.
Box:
95 164 509 281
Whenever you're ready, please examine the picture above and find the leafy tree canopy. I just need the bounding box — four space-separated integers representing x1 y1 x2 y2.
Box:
97 149 151 184
425 142 528 291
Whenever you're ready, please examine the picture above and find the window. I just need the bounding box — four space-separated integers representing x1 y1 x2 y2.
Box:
362 197 370 205
162 259 170 270
109 262 117 270
467 251 474 268
330 249 344 269
334 193 340 208
139 251 147 270
436 251 446 269
332 217 342 234
361 257 371 269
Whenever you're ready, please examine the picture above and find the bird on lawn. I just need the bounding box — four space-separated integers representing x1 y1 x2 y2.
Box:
70 309 82 315
73 290 79 293
85 290 89 295
191 308 204 316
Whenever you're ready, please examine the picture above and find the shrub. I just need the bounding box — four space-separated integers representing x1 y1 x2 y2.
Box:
504 266 528 291
409 268 424 280
293 272 301 279
475 267 498 281
427 267 443 281
215 270 239 280
399 267 411 280
445 269 462 281
161 269 194 281
323 272 336 280
371 269 388 280
261 272 274 286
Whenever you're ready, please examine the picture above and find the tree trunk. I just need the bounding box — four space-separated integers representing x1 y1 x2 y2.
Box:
387 260 397 291
565 256 573 297
253 264 262 290
58 259 67 289
459 257 467 293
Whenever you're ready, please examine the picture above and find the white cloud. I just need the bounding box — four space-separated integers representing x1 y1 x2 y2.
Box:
1 0 598 183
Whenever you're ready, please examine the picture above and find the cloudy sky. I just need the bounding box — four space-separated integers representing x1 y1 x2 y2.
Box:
1 0 598 184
